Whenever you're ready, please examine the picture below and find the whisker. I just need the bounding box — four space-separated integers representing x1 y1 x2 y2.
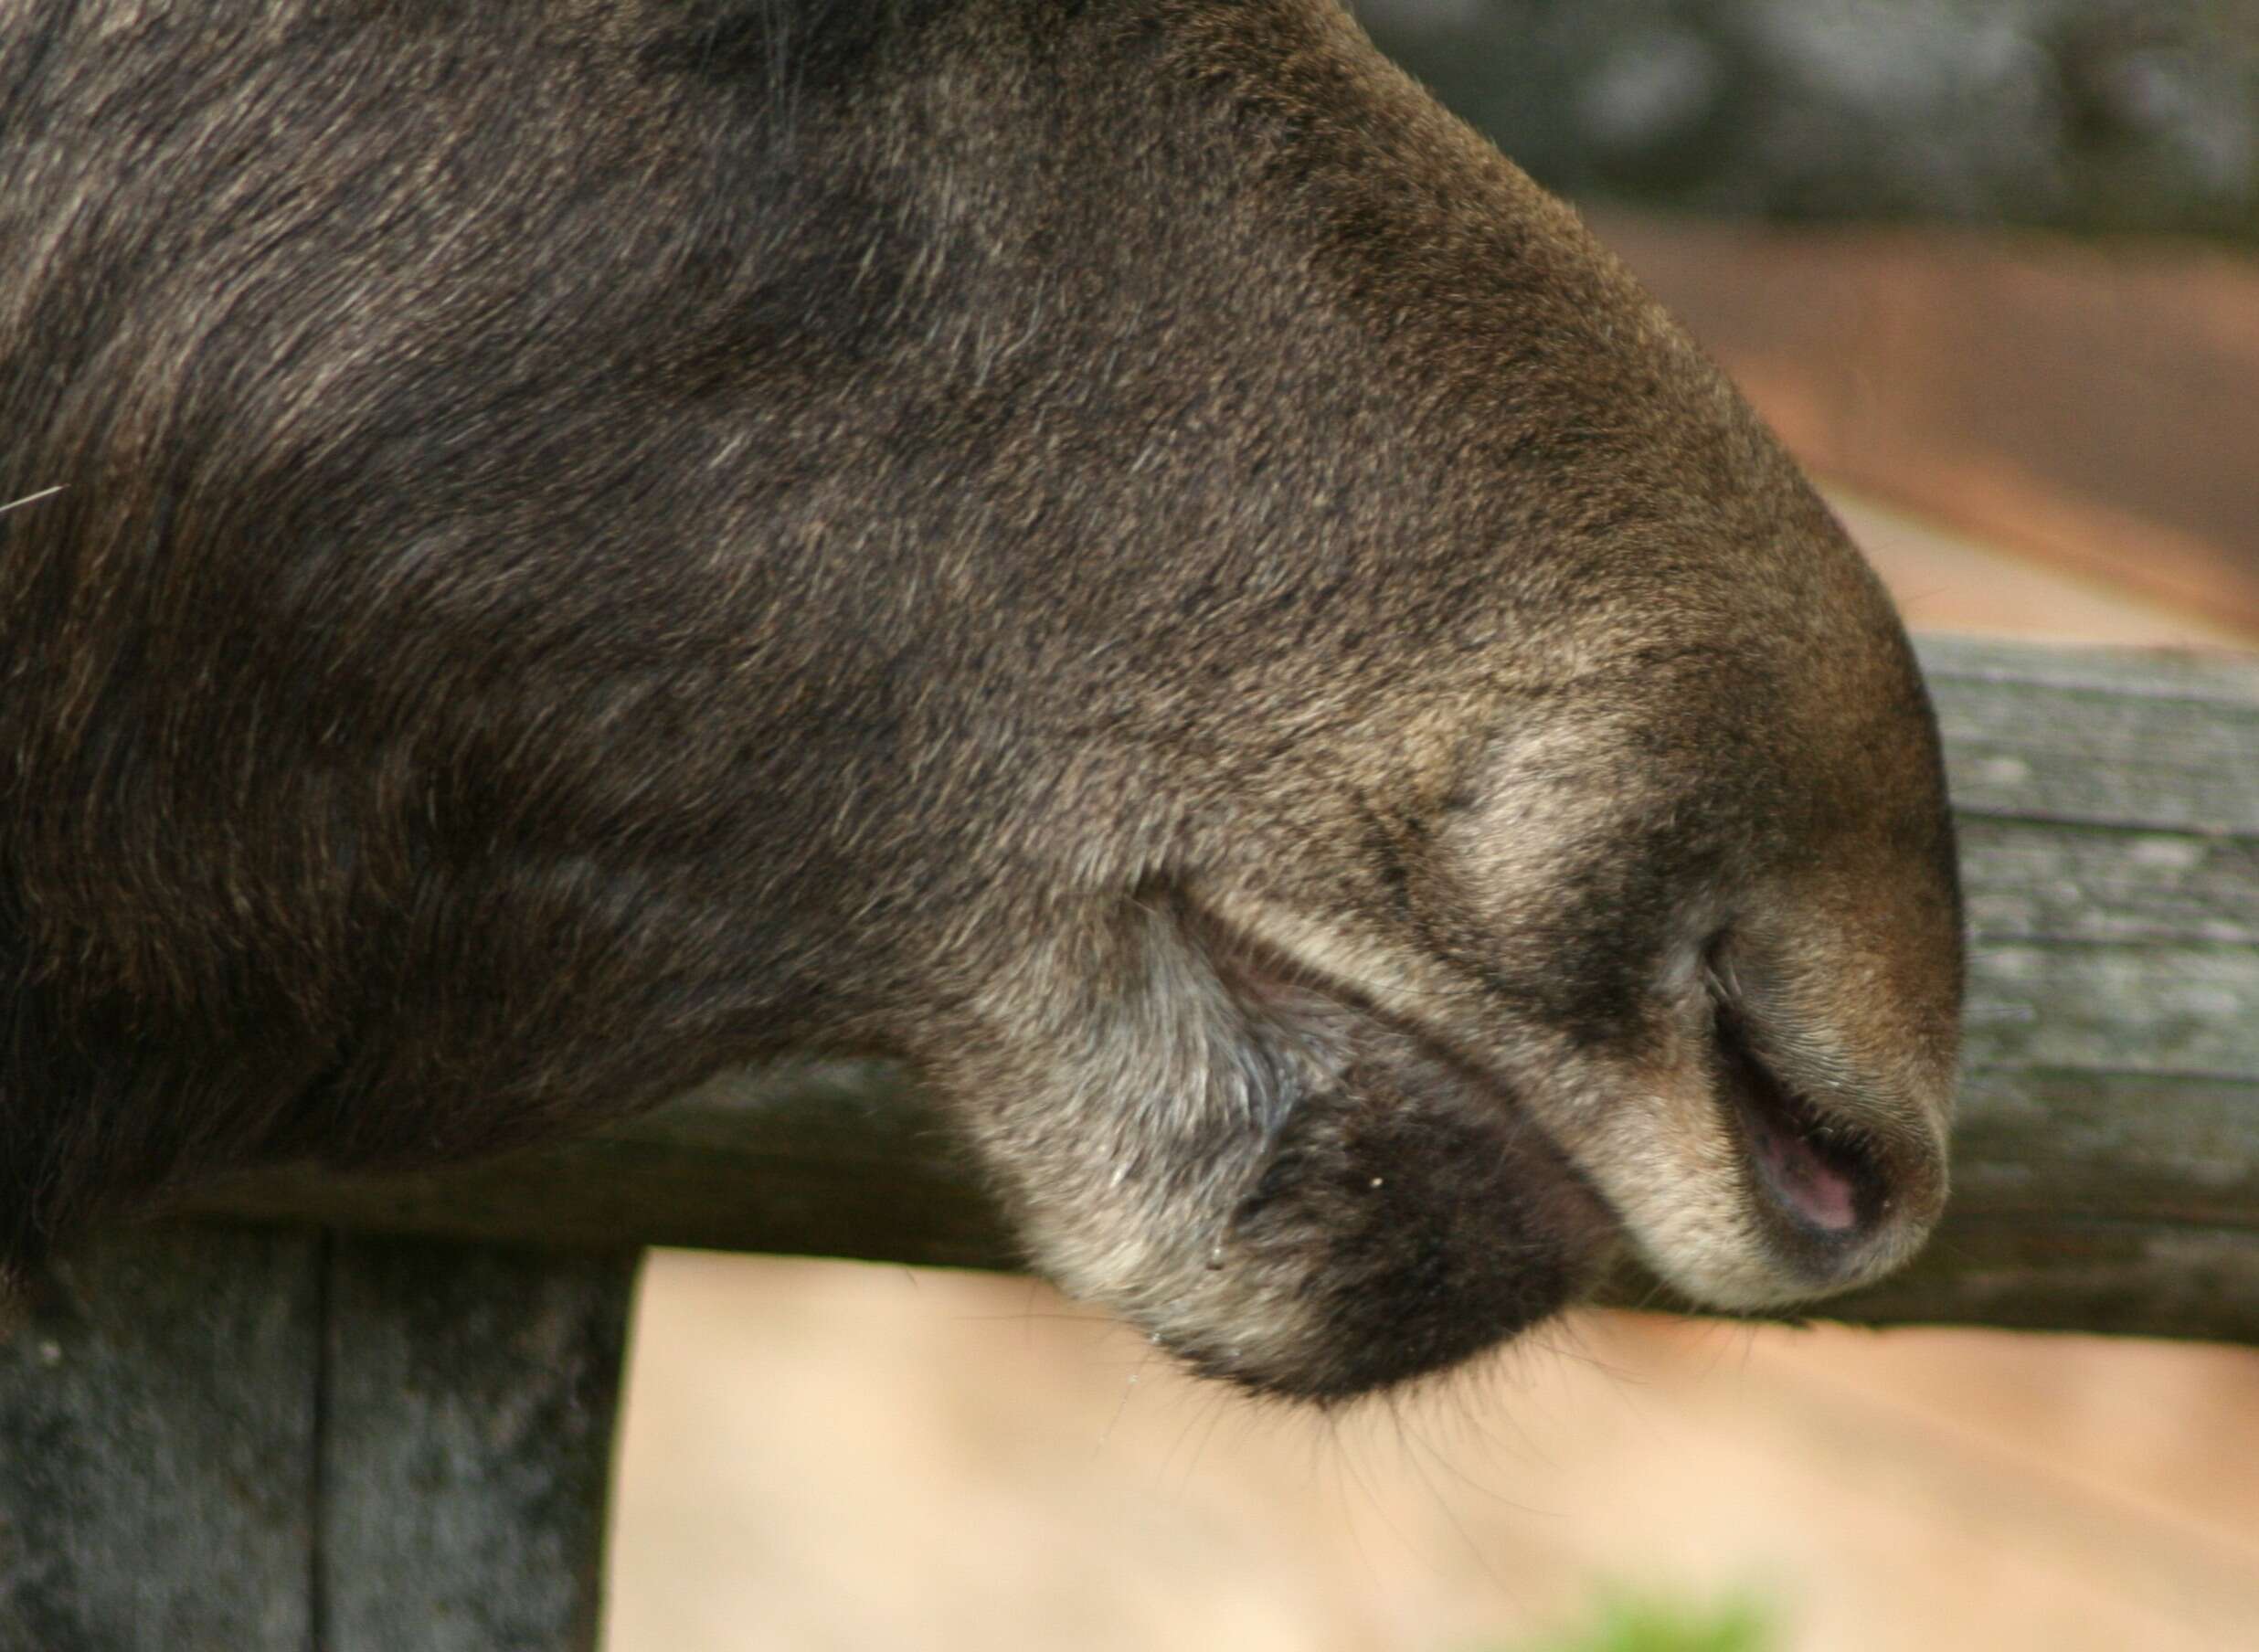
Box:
0 484 65 516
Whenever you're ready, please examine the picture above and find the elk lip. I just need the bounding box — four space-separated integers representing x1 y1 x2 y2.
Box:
1711 1003 1885 1243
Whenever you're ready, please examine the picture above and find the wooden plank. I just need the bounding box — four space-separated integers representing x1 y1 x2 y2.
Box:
0 1228 636 1652
316 1237 635 1652
185 637 2259 1345
1918 639 2259 705
1806 637 2259 1339
194 1063 1017 1273
0 1226 321 1651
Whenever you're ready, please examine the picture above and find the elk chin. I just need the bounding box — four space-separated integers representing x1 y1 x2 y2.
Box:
1146 1022 1621 1403
970 927 1623 1404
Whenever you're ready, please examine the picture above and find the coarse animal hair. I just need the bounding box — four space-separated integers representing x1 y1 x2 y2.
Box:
0 0 1961 1399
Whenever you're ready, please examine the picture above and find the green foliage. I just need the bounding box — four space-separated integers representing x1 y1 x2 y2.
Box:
1483 1585 1778 1652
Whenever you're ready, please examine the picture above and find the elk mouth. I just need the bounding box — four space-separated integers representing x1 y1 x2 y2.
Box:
1709 998 1888 1256
1161 912 1630 1400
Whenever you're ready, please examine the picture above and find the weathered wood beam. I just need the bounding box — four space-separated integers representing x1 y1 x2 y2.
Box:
0 1227 632 1651
182 636 2259 1345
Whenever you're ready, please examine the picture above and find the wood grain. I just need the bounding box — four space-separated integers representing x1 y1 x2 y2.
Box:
0 1229 631 1650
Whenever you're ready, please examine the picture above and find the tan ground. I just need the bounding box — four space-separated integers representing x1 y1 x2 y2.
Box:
606 1256 2259 1652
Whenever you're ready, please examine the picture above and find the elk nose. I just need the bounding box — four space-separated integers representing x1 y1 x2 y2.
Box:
1711 995 1949 1289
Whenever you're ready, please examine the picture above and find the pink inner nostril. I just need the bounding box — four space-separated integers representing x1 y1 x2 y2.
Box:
1748 1105 1860 1232
1711 996 1882 1240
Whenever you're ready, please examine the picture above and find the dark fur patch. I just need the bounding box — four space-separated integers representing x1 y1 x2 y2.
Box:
1214 1033 1612 1401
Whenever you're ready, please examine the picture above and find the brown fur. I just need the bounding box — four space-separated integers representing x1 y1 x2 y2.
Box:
0 0 1960 1399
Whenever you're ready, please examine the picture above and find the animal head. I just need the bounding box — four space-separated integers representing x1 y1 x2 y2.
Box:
0 0 1960 1400
921 333 1963 1397
862 0 1964 1398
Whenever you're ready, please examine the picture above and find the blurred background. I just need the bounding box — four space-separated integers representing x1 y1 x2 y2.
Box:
605 4 2259 1647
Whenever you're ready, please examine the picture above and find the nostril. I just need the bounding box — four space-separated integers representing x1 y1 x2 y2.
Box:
1709 998 1887 1243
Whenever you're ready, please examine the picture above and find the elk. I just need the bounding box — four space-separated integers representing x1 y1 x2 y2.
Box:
0 0 1961 1400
